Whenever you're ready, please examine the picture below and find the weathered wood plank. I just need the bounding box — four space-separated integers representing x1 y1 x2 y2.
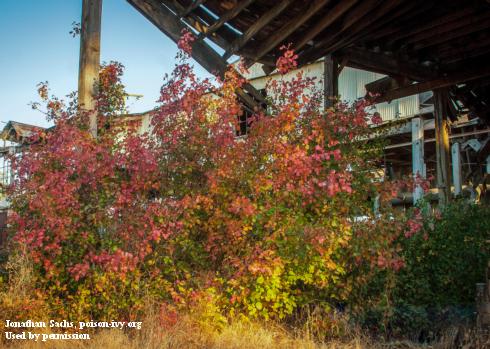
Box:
180 0 206 17
385 7 475 44
199 0 255 39
162 0 233 51
294 0 358 51
412 16 490 50
294 0 382 59
127 0 262 109
372 65 490 103
407 12 490 47
336 48 434 82
298 0 410 64
223 0 293 60
324 0 412 53
365 76 407 96
78 0 102 138
162 0 274 66
249 0 333 65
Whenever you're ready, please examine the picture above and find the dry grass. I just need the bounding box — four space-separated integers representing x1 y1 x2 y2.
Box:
5 312 486 349
0 321 403 349
1 256 487 349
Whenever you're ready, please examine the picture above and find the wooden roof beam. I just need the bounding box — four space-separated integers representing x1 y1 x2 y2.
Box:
223 0 294 61
180 0 207 17
380 7 475 45
298 0 408 65
371 65 490 104
162 0 275 66
412 15 490 51
337 47 436 82
352 2 433 54
406 12 490 46
198 0 255 40
425 33 490 63
365 76 411 96
293 0 358 51
248 0 333 66
291 0 383 59
161 0 232 50
127 0 262 110
325 0 417 53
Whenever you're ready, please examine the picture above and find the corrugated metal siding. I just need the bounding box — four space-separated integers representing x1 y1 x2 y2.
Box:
249 61 324 92
338 67 419 122
240 63 422 124
376 102 398 122
397 95 419 117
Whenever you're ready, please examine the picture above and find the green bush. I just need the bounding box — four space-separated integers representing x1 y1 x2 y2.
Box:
396 201 490 307
353 201 489 338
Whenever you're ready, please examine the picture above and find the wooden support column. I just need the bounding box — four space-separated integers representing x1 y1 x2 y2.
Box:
323 55 338 109
434 89 451 206
412 117 425 204
451 142 462 196
78 0 102 138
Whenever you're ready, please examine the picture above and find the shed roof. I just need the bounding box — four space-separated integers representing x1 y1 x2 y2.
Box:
130 0 490 79
0 121 46 144
127 0 490 121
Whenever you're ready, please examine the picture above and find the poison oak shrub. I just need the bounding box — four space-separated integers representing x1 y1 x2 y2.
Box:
5 32 421 321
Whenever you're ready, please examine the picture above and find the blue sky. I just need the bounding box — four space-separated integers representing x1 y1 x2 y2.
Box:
0 0 210 128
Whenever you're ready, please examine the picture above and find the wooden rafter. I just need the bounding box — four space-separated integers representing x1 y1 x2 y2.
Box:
365 76 409 96
126 0 490 115
163 0 275 65
325 0 417 52
411 15 490 51
198 0 255 40
336 47 435 82
298 0 408 65
180 0 206 17
127 0 263 109
162 0 232 50
439 45 490 65
403 12 490 49
293 0 358 51
249 0 333 66
418 31 490 65
223 0 293 60
371 64 490 104
294 0 382 57
380 7 475 45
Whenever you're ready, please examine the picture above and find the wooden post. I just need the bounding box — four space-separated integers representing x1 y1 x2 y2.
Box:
434 89 451 206
324 54 338 109
412 117 425 204
78 0 102 138
451 142 462 196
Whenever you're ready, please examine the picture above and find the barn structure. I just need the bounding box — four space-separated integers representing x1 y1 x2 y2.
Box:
119 0 490 206
0 0 489 326
2 0 490 206
74 0 490 327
